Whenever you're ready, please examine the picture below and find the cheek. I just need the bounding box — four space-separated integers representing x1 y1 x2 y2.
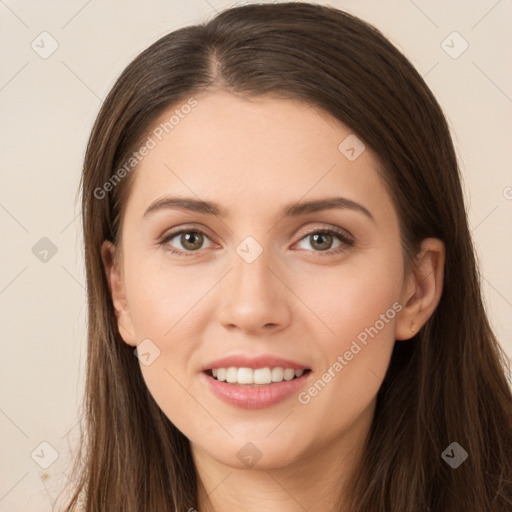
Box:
327 274 400 350
296 267 401 430
124 255 210 339
122 260 209 432
120 256 209 415
301 249 403 352
295 246 403 414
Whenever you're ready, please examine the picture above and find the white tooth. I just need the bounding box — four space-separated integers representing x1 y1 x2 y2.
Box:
237 367 253 384
271 367 285 382
254 367 272 384
283 369 295 381
213 366 303 384
226 367 238 383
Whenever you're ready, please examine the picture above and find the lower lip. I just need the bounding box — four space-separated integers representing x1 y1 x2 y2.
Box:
201 371 312 409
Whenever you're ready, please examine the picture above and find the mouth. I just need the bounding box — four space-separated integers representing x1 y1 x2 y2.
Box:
201 366 313 409
204 367 312 387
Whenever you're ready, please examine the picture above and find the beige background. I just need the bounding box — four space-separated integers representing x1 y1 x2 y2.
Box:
1 0 511 509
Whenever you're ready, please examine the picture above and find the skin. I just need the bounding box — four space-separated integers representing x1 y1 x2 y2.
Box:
102 90 445 512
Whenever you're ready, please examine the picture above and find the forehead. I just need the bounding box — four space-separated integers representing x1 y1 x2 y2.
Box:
123 90 395 224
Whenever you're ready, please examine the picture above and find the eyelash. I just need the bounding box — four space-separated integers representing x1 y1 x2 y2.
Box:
158 226 355 258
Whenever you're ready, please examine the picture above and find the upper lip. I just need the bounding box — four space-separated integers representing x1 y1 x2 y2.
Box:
203 355 310 371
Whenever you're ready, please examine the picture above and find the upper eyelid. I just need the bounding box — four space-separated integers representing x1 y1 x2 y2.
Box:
296 225 353 241
159 224 215 243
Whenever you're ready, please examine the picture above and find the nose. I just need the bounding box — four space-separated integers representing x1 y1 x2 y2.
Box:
215 246 292 335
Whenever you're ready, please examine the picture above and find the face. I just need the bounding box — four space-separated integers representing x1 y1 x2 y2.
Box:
104 90 421 471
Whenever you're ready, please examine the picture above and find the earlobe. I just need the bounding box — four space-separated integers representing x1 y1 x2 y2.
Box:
395 238 445 340
101 240 138 347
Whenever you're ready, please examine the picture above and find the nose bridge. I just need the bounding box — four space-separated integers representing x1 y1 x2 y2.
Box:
229 236 277 303
216 234 291 331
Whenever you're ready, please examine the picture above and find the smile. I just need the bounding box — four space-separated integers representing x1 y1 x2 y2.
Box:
201 367 312 409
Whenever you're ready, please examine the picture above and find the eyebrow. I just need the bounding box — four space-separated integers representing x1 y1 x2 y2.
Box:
143 195 375 223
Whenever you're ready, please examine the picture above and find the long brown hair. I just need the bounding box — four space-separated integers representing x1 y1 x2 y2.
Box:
61 3 512 511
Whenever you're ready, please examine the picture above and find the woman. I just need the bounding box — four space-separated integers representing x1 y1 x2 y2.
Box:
62 2 512 511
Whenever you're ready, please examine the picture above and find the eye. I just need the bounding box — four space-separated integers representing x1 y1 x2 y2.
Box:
158 226 354 257
295 228 354 255
159 228 213 256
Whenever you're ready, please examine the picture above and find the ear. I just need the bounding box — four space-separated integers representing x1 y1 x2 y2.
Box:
101 240 138 347
395 238 445 340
